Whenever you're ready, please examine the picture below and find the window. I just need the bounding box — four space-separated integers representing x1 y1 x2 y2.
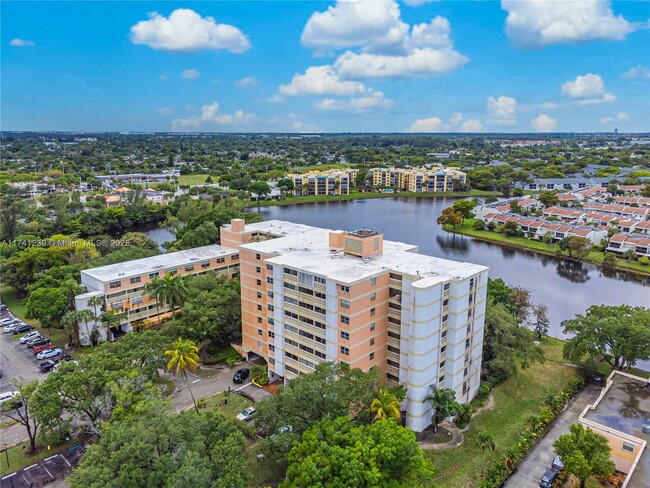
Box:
370 322 376 331
370 338 375 346
168 268 177 275
370 308 376 316
315 291 326 299
256 266 261 273
443 299 449 307
298 272 314 287
268 291 274 298
257 304 262 311
257 317 263 324
440 345 446 353
258 329 263 336
439 376 445 384
184 264 195 272
231 254 239 261
443 314 448 323
340 346 349 356
388 345 400 354
269 358 276 365
201 261 210 268
130 276 141 284
267 277 274 284
258 341 264 349
285 338 298 347
268 317 275 325
284 311 298 320
284 296 298 305
340 299 350 309
269 344 275 352
109 281 121 289
314 276 326 285
387 359 399 368
443 283 450 291
314 306 326 314
340 285 350 293
216 257 225 264
622 442 635 453
284 324 298 333
266 264 273 271
298 286 313 295
340 331 349 340
268 304 274 312
464 367 468 376
388 331 400 340
256 279 262 286
132 297 143 305
369 352 375 361
111 302 123 310
268 331 275 338
387 373 399 382
466 339 471 348
284 282 297 290
257 292 262 299
284 267 297 276
440 361 446 368
370 292 376 301
340 315 350 324
256 253 261 260
315 350 326 359
370 277 377 286
441 330 447 338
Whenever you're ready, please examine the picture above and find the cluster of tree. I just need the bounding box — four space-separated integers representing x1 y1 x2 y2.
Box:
437 199 476 228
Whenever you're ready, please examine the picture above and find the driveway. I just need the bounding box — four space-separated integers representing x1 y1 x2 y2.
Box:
504 384 602 487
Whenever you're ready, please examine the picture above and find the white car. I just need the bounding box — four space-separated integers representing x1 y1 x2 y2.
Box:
1 317 17 327
36 348 63 360
3 323 21 333
20 331 42 344
236 407 257 422
0 391 21 411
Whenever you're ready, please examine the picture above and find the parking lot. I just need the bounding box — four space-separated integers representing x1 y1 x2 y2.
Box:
0 443 86 488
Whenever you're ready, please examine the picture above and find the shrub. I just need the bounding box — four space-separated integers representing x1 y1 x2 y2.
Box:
639 256 650 266
251 365 269 385
473 220 486 230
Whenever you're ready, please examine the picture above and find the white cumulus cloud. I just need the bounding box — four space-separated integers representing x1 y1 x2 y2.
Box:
130 8 250 53
600 112 629 124
157 107 174 115
10 38 35 47
561 73 616 105
408 112 484 132
181 69 200 79
172 101 256 131
279 65 367 96
623 65 650 80
530 114 558 132
234 76 257 88
404 0 441 6
314 90 393 112
502 0 641 49
487 96 518 125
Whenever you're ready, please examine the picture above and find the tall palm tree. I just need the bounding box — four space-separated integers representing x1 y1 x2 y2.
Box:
157 273 188 319
370 388 401 422
145 278 165 323
88 294 104 336
165 338 201 413
476 430 496 453
424 386 460 433
62 309 94 347
99 310 120 341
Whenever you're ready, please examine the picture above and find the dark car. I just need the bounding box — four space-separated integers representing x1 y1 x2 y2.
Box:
233 368 250 384
49 352 73 362
39 360 57 372
33 344 55 355
27 338 50 348
539 468 559 488
12 324 34 335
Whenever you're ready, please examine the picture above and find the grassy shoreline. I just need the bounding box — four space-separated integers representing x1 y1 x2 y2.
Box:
445 219 650 278
242 189 500 208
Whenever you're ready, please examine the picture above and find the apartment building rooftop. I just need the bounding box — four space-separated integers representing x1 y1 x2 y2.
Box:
238 221 487 286
82 244 238 283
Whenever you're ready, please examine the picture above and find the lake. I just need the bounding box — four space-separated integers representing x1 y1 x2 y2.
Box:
143 197 650 367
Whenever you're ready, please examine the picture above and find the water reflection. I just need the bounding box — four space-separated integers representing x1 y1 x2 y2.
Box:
555 261 590 284
435 234 470 254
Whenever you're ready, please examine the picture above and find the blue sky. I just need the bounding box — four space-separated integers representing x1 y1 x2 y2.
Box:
2 1 649 133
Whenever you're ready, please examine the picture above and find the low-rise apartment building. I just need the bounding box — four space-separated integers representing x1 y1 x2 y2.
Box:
369 167 466 192
579 371 649 488
288 169 358 196
221 218 488 432
74 245 240 344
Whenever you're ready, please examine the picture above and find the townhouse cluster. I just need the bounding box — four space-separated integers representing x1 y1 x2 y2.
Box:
368 167 466 192
287 169 358 196
103 186 169 207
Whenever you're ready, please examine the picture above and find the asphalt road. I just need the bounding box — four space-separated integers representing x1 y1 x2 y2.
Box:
504 383 602 488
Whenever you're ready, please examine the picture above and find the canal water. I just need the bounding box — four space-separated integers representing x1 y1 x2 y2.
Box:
142 197 649 366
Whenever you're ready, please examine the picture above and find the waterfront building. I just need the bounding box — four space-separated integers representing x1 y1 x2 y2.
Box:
368 167 466 192
74 245 240 344
287 169 358 196
221 218 488 432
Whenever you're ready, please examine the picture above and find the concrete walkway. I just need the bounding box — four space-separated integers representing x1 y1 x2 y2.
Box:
504 384 602 488
418 421 464 450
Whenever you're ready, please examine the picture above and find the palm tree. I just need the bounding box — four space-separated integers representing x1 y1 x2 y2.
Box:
424 386 460 433
99 310 120 341
145 278 165 323
61 310 82 348
165 338 200 413
370 388 401 422
476 430 496 453
156 273 188 318
88 294 104 336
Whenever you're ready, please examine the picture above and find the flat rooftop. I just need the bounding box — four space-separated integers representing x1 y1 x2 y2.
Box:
239 221 487 285
585 373 650 487
81 244 238 283
221 219 319 237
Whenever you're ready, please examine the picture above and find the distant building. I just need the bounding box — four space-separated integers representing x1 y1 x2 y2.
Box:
287 169 358 196
221 218 488 432
368 167 466 192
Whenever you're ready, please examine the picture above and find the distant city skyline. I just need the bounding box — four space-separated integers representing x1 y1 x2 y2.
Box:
2 1 649 133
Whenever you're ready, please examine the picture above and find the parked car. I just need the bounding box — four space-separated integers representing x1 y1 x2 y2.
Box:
552 455 565 472
20 332 42 344
539 468 560 488
39 360 57 372
27 338 50 348
49 352 73 362
12 324 34 335
0 304 7 311
0 317 17 326
233 368 250 384
3 322 21 333
37 348 63 360
236 407 257 422
53 359 78 371
0 391 22 411
33 344 56 355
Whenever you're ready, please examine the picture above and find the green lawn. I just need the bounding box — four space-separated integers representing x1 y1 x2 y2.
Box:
447 220 650 277
152 376 176 397
178 174 210 186
0 438 79 476
427 342 579 487
243 189 500 208
206 392 253 418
